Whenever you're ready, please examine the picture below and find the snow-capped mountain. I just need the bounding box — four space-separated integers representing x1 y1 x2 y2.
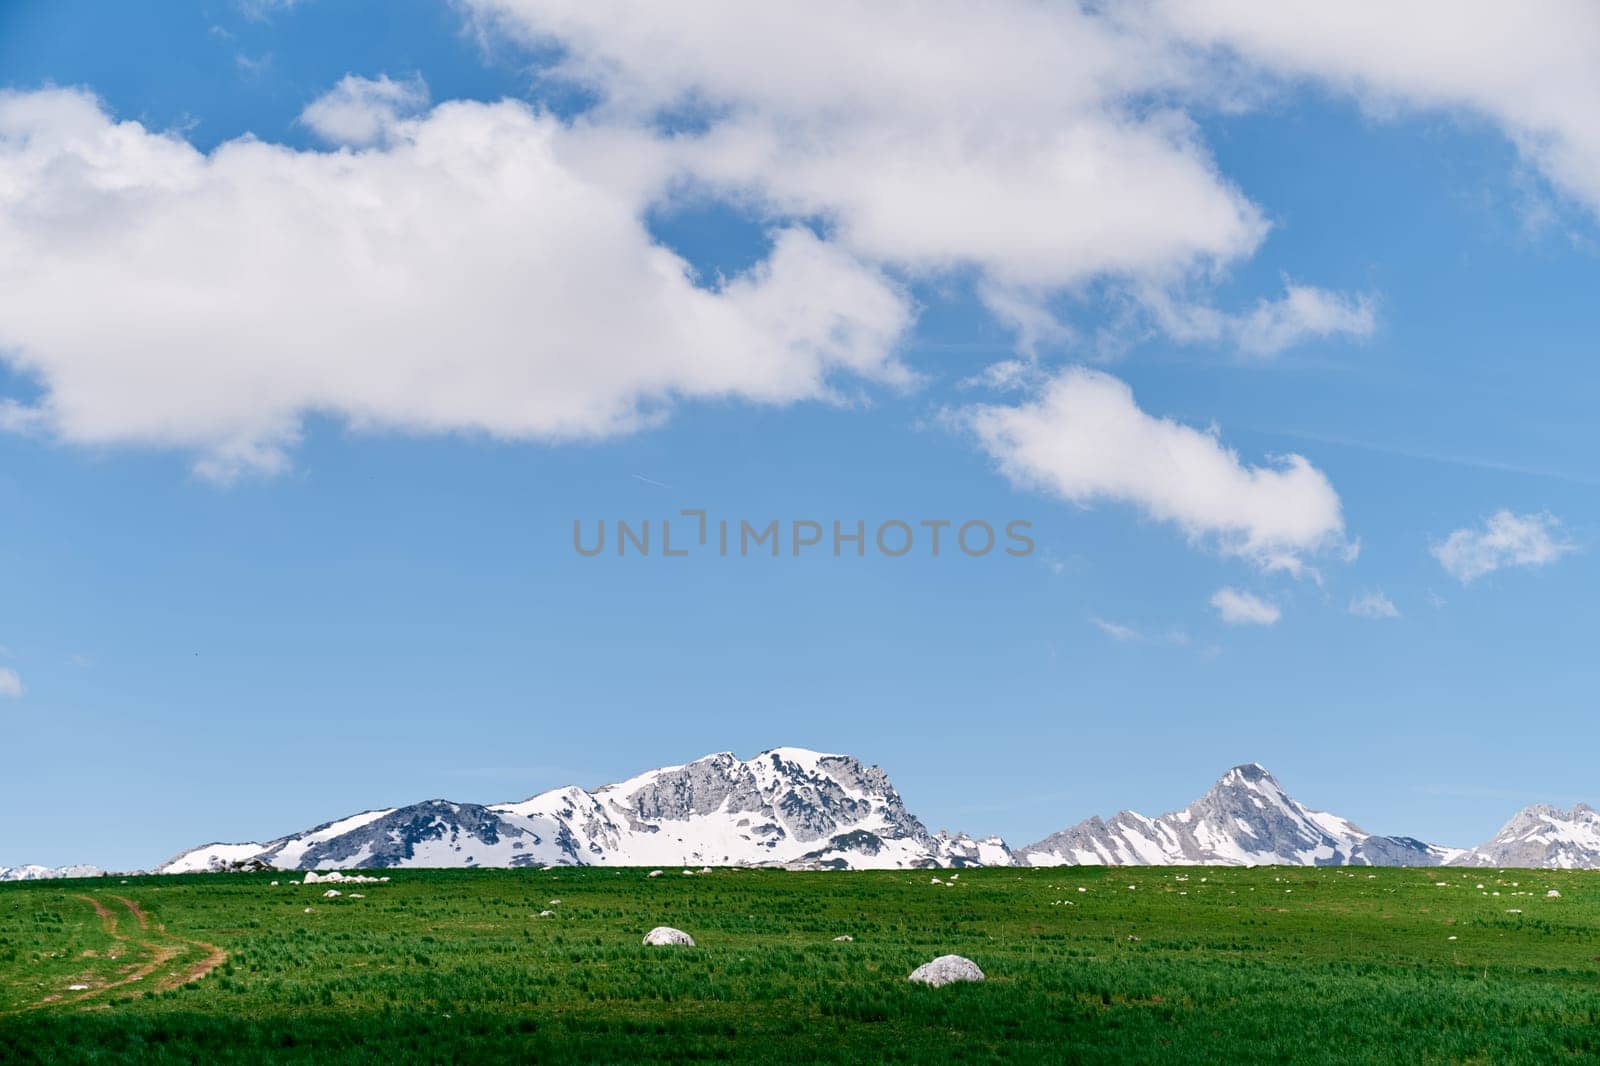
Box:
1016 764 1461 868
1449 804 1600 868
0 864 103 881
159 748 998 873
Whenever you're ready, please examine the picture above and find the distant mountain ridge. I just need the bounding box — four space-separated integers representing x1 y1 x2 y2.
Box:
10 752 1600 877
0 864 103 882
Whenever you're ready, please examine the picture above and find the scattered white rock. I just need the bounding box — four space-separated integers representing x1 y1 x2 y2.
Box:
699 867 712 874
832 935 853 942
538 909 556 917
349 893 364 899
303 907 313 914
907 955 985 987
270 881 279 887
548 899 561 906
642 926 694 946
1077 886 1087 893
648 870 664 878
1548 889 1561 898
1507 908 1523 914
1448 936 1458 941
682 869 694 876
322 889 341 898
930 877 944 885
68 983 90 991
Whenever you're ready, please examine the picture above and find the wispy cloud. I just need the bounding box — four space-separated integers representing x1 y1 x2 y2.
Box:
0 667 23 699
1256 429 1600 488
1432 510 1577 583
1091 617 1142 641
1144 281 1376 359
1210 587 1280 626
1348 590 1400 620
1090 617 1191 646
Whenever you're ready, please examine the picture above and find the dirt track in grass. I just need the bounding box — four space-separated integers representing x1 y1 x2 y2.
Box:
6 893 225 1014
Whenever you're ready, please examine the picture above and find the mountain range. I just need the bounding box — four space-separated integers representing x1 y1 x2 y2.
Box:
8 750 1599 877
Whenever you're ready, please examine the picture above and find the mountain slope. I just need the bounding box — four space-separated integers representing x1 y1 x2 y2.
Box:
1016 764 1460 867
1449 804 1600 868
158 748 999 873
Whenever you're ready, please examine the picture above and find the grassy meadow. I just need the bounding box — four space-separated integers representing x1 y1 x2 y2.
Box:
2 864 1599 1063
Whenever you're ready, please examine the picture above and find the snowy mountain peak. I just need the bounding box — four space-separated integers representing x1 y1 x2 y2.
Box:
1450 802 1600 868
1017 764 1452 868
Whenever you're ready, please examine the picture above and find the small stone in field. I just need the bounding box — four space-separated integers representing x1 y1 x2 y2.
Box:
908 955 984 987
832 935 853 942
643 926 694 946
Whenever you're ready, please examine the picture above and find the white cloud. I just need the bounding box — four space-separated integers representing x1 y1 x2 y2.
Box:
466 0 1268 291
1349 590 1401 619
0 89 911 479
1091 617 1143 641
0 667 22 699
1431 510 1577 583
1210 587 1281 626
958 360 1041 394
1146 283 1377 359
1091 617 1191 645
1154 1 1600 218
964 367 1346 572
300 74 429 147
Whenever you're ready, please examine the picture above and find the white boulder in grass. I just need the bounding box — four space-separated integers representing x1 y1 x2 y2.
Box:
642 926 695 947
907 955 985 987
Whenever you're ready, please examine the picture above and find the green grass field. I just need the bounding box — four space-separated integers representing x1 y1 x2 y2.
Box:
2 864 1598 1063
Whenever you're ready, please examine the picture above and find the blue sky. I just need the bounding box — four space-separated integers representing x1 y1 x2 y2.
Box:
2 2 1598 870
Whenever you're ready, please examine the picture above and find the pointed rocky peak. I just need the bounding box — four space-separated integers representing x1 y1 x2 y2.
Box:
1208 762 1287 798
